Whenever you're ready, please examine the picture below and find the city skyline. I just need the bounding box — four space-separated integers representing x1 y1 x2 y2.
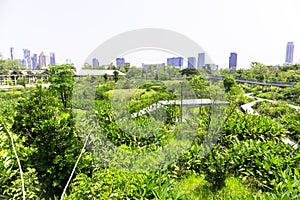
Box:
3 44 298 70
1 0 300 69
5 47 57 69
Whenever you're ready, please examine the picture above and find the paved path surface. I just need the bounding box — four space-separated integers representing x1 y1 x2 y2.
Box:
241 93 298 148
241 93 300 114
0 84 50 90
132 99 229 118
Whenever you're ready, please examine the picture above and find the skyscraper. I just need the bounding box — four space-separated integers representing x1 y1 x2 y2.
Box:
50 52 56 65
197 53 205 68
229 52 237 70
187 57 196 68
92 58 99 67
10 47 14 60
285 42 294 65
38 51 46 68
167 57 183 68
31 54 38 69
18 59 27 68
23 49 31 68
66 59 72 64
116 58 125 67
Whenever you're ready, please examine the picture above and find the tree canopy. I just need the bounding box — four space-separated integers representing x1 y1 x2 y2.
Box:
49 64 76 109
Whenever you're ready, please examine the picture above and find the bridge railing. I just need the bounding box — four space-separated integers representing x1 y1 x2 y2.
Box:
206 74 296 87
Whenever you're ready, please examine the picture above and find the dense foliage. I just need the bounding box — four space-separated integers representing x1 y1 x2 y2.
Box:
220 62 300 83
0 64 300 199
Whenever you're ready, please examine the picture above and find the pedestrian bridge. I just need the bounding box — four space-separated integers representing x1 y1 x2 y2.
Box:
207 74 295 88
132 99 229 118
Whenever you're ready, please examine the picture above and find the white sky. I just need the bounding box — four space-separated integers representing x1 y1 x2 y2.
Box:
1 0 300 69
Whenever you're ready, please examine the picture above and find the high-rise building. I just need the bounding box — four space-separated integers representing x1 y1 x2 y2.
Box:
116 58 125 67
18 59 27 68
50 52 56 65
197 53 205 68
66 59 72 64
285 42 294 65
229 52 237 70
187 57 196 68
92 58 99 67
38 51 46 68
167 57 183 68
31 54 38 69
10 47 14 60
23 49 31 68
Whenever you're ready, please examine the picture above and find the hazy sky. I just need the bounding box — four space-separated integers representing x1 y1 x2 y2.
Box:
1 0 300 69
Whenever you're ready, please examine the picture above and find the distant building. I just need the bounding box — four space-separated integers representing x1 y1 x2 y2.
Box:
18 59 27 68
66 59 72 64
31 54 38 69
197 53 205 68
124 62 130 66
229 52 237 70
46 56 50 66
92 58 100 67
50 52 56 65
38 51 47 68
23 49 31 68
116 58 125 67
76 70 126 77
187 57 196 68
285 42 294 65
142 63 165 70
208 64 219 71
10 47 14 61
167 57 183 68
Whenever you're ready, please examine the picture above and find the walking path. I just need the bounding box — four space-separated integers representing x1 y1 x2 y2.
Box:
0 84 50 90
131 99 229 118
241 93 298 148
241 93 300 114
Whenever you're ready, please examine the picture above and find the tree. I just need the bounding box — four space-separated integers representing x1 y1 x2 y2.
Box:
103 73 108 82
17 76 26 87
11 86 83 198
158 71 169 80
155 71 158 80
124 64 130 72
83 62 93 69
166 65 180 78
113 70 119 82
49 64 76 109
223 75 236 92
203 64 212 74
250 62 268 81
0 59 23 71
125 66 142 78
190 75 209 98
180 68 198 76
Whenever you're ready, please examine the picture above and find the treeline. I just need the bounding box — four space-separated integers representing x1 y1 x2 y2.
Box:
220 62 300 83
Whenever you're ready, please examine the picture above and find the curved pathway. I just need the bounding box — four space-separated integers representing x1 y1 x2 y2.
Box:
241 93 298 148
241 93 300 114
